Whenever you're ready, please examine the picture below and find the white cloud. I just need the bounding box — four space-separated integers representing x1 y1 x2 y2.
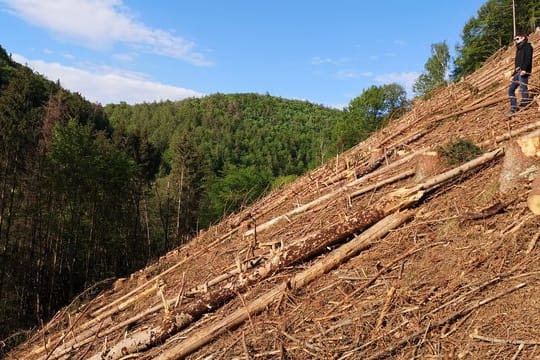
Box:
375 71 420 95
336 69 373 79
1 0 212 66
112 52 135 62
13 54 204 104
310 56 352 66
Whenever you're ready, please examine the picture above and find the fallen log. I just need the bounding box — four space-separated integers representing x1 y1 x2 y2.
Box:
155 210 415 360
350 169 415 199
381 148 504 213
88 148 502 360
88 208 387 359
243 148 425 238
479 121 540 148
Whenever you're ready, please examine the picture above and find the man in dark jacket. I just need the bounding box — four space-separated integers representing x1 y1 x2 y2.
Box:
508 34 533 113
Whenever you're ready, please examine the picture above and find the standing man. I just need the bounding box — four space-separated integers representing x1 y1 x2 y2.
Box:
508 34 533 113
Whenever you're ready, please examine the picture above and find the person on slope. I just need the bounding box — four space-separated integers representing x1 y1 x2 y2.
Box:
508 34 533 114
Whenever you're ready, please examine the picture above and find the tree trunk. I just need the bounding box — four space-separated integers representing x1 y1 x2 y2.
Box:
175 167 184 241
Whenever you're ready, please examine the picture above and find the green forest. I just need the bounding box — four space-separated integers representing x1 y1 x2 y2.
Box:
0 0 538 354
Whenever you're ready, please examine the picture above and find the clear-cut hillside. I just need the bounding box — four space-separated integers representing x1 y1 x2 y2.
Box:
7 30 540 360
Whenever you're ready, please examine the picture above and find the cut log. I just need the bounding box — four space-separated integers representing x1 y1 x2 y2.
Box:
499 137 540 194
413 151 442 183
243 148 426 238
154 210 415 360
87 208 386 360
381 148 503 213
357 148 393 179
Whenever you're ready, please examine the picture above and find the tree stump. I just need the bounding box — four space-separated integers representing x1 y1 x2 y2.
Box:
499 138 539 194
414 151 442 183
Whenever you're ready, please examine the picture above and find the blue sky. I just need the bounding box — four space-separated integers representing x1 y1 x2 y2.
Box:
0 0 488 109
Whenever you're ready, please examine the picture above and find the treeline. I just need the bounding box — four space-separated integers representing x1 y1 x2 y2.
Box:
452 0 539 80
413 0 538 98
104 86 408 233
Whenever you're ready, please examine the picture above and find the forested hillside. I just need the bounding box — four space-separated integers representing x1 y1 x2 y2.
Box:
8 25 540 360
104 95 345 228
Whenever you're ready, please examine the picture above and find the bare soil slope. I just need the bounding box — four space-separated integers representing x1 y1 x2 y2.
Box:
7 30 540 360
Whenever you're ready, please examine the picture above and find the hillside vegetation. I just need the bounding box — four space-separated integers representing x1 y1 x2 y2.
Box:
104 95 343 227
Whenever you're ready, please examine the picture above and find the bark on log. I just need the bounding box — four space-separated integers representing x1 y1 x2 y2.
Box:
155 210 415 360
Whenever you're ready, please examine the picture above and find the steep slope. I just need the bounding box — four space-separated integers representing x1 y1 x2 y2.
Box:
7 30 540 359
